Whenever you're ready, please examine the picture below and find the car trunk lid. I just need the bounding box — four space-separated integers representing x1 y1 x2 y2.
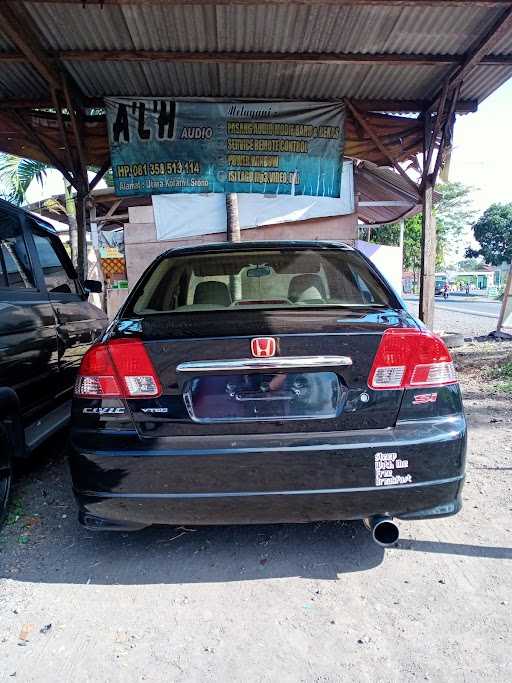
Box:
118 307 417 437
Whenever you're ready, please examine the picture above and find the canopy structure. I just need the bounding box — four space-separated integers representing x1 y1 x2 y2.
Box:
1 0 512 326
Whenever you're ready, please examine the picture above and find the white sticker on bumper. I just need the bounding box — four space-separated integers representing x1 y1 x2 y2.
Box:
374 451 412 487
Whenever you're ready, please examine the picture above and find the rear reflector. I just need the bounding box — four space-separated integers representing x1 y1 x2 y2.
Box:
368 329 456 390
75 338 162 399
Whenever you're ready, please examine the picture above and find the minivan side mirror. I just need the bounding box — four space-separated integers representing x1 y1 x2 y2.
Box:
83 279 103 294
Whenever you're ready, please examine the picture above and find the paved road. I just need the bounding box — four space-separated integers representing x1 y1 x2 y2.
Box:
405 295 501 320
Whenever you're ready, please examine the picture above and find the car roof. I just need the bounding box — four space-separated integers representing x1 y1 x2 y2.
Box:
160 240 354 259
0 197 57 236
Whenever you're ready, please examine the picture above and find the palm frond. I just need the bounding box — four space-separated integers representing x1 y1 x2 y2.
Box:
0 154 49 206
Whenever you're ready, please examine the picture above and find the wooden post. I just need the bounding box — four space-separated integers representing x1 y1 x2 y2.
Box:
75 190 88 282
497 265 512 333
399 218 405 296
64 180 78 268
226 193 241 243
419 177 436 329
226 193 241 301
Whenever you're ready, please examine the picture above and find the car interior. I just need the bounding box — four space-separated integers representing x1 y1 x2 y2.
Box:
132 249 391 315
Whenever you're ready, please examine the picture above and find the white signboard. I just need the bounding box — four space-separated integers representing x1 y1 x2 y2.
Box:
153 160 354 241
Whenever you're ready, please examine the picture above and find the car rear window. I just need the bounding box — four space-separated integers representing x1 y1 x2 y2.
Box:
129 249 393 315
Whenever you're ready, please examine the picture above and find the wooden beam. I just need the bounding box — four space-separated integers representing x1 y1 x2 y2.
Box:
8 110 77 189
61 75 89 187
2 49 511 67
0 96 478 114
89 159 111 193
97 213 129 224
0 97 103 110
432 84 461 185
103 199 122 220
428 5 512 111
449 5 512 90
50 87 75 179
424 78 450 181
345 99 420 196
18 1 512 6
0 4 61 89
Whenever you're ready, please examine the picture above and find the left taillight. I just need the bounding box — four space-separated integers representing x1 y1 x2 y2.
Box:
75 338 162 399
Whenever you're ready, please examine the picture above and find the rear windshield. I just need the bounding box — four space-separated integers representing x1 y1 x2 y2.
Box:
129 249 393 315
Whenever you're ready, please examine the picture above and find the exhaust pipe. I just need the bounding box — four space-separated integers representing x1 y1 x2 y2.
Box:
364 516 399 547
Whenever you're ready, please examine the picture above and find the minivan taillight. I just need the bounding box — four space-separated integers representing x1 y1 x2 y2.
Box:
75 338 162 398
368 329 456 390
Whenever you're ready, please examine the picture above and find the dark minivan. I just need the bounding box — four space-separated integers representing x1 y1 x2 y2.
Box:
0 199 107 523
70 241 466 545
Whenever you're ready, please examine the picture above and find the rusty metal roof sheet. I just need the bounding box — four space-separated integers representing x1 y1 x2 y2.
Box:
14 2 511 105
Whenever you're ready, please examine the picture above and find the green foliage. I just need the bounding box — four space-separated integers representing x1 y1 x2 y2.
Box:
0 154 48 206
455 257 485 271
367 181 475 272
466 203 512 266
435 181 478 243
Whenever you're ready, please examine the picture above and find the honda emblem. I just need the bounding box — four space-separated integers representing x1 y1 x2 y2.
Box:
251 337 277 358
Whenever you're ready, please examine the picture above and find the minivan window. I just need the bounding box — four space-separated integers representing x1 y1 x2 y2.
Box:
0 214 34 289
130 249 392 315
33 232 77 295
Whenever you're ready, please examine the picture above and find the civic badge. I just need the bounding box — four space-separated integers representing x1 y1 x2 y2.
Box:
251 337 277 358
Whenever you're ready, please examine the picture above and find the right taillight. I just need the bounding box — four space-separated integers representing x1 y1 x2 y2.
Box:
368 328 456 390
75 338 162 399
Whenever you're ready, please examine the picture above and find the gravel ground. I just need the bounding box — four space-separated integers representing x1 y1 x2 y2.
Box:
0 342 511 682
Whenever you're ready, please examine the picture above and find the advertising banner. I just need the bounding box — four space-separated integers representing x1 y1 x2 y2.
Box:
105 99 345 198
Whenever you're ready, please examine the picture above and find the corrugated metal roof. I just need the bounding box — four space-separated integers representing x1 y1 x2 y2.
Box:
2 2 511 105
23 3 510 57
0 63 48 98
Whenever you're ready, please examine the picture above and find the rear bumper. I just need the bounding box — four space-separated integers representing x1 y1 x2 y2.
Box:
70 415 466 529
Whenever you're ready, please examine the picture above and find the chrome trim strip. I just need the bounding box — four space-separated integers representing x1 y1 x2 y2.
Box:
176 356 352 372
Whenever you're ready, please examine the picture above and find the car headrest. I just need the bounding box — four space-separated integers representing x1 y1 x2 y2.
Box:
193 281 232 307
288 274 326 302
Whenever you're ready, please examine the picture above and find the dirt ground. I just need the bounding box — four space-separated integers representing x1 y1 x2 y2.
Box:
1 341 511 682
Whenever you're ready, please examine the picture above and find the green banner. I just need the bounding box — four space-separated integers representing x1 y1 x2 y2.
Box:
105 99 345 197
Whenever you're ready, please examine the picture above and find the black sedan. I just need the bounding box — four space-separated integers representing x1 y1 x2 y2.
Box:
70 241 466 546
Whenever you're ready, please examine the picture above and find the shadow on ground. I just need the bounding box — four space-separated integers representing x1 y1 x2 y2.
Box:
1 430 510 588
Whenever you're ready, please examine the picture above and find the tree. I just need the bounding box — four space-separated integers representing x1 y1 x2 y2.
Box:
0 156 48 206
466 203 512 266
435 182 477 241
367 181 476 275
455 257 485 271
0 153 80 267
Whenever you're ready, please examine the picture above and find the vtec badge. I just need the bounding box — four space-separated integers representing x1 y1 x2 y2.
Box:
412 393 438 405
251 337 276 358
83 407 125 414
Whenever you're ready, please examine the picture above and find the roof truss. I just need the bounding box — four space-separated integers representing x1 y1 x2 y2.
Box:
1 50 511 67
